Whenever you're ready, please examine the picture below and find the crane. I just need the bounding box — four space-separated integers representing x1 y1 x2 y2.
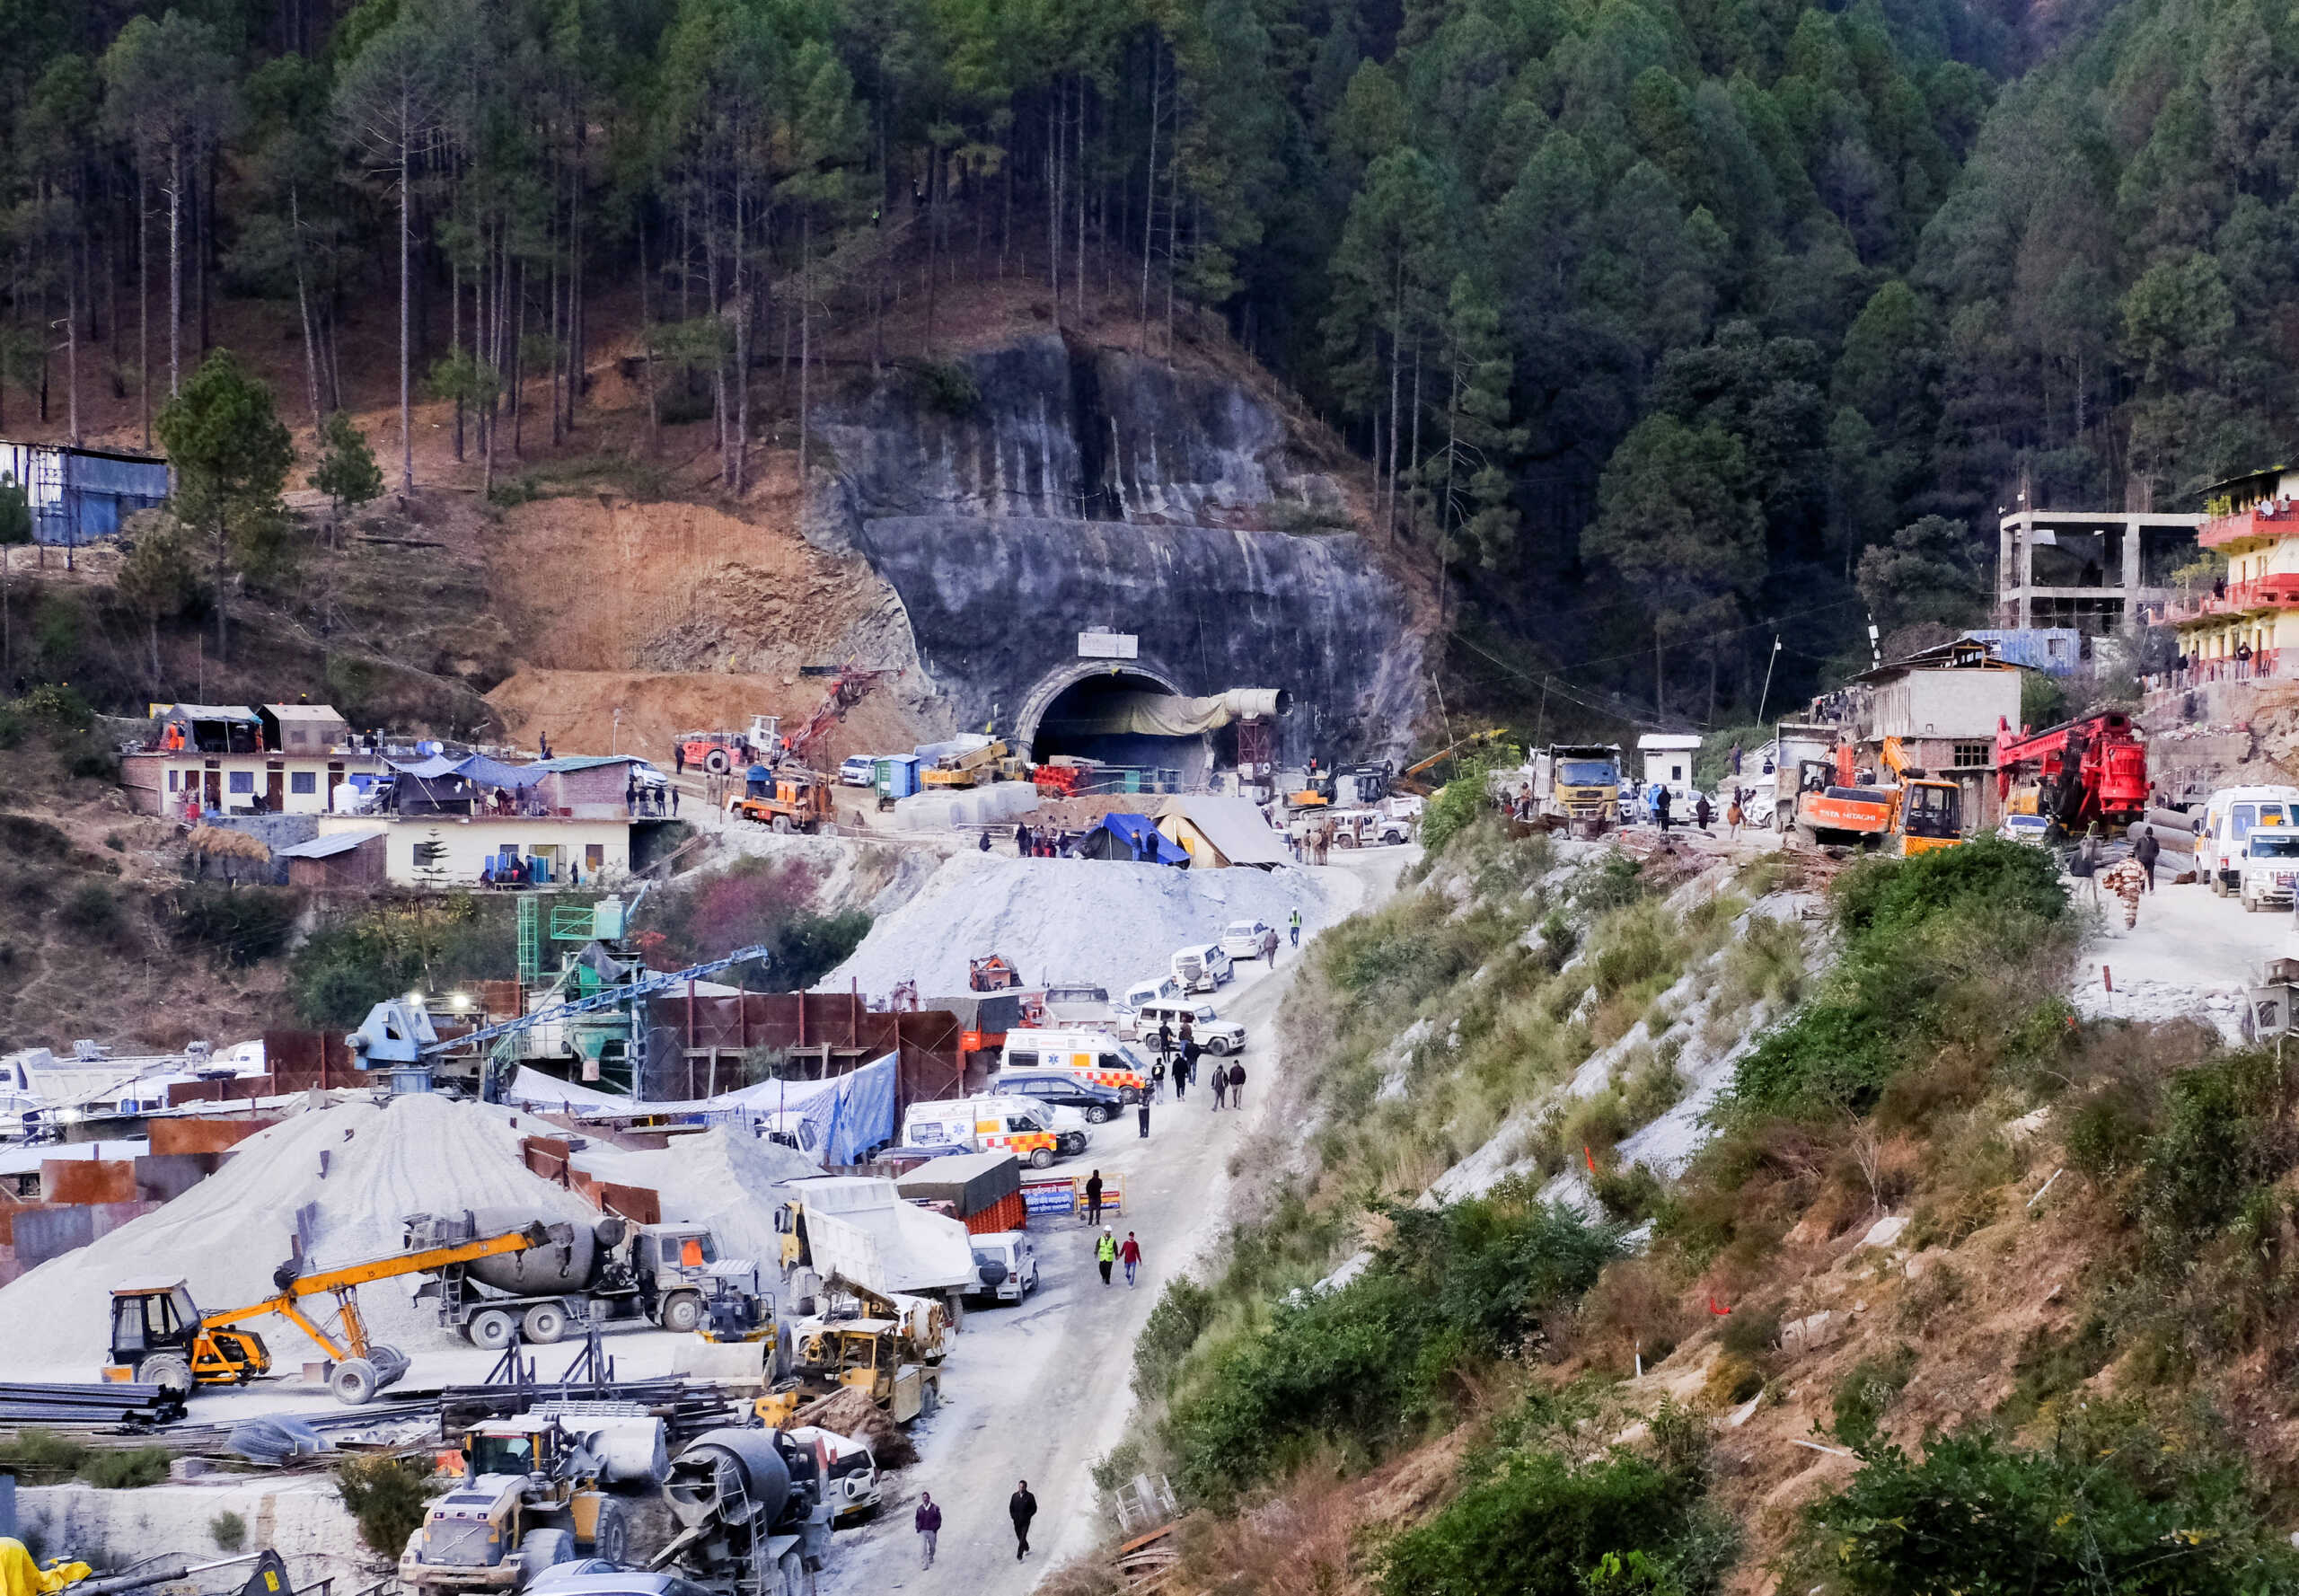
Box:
349 945 775 1099
106 1220 557 1404
1390 727 1511 796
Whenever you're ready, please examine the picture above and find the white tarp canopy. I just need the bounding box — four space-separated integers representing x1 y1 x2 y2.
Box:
1158 795 1293 869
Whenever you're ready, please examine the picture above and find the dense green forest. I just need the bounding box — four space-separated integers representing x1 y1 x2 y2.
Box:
0 0 2286 721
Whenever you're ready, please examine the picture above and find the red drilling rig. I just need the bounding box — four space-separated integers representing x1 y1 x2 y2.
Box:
1994 710 2150 833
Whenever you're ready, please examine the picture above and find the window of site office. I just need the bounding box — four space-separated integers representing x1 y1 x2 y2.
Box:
291 772 317 795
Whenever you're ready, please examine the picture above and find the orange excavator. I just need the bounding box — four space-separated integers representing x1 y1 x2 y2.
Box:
1792 737 1963 855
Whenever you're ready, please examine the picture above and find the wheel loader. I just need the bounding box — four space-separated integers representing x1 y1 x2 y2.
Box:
399 1410 668 1593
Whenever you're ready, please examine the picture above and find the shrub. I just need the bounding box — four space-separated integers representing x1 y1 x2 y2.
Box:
62 882 126 943
1829 1344 1916 1448
1132 1276 1216 1403
335 1454 435 1557
1163 1186 1620 1503
0 1428 92 1484
1727 840 2071 1120
21 681 92 730
1590 1162 1666 1224
1806 1424 2297 1596
77 1446 171 1489
1376 1449 1695 1596
167 885 300 967
208 1511 247 1552
290 895 514 1026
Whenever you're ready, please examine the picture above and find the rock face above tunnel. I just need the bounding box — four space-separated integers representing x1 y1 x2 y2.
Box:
852 516 1420 763
810 335 1421 763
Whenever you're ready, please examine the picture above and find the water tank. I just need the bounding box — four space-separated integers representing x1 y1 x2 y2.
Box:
457 1208 596 1295
665 1428 792 1530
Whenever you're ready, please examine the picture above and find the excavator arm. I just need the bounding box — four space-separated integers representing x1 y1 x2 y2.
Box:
196 1224 552 1362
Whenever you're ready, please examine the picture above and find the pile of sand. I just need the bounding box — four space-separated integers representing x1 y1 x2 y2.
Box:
820 851 1345 998
573 1127 820 1268
0 1096 598 1376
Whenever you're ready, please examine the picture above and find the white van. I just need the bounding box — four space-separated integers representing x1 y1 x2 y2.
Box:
2198 786 2299 895
1171 942 1233 993
900 1097 1072 1168
999 1028 1150 1100
967 1231 1039 1303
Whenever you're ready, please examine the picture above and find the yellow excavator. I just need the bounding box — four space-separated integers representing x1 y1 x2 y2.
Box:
1880 736 1966 858
104 1220 554 1405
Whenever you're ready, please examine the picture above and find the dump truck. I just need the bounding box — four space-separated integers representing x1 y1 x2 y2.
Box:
405 1210 762 1347
399 1408 670 1592
104 1218 559 1404
1533 745 1622 837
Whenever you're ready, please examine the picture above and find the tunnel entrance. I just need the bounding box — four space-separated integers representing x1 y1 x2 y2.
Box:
1025 667 1214 786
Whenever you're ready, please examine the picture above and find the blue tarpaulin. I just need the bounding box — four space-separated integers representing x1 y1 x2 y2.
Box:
1074 812 1190 865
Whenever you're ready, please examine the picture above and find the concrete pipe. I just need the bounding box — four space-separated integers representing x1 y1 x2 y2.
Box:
2145 807 2198 833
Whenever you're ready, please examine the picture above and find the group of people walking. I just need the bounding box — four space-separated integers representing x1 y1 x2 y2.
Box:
1147 1017 1246 1107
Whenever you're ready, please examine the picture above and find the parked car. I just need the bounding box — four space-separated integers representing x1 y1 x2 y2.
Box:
966 1231 1039 1304
1997 813 2053 847
2239 824 2299 911
1171 941 1233 993
839 754 876 787
1037 981 1114 1027
2198 786 2299 895
1123 1000 1246 1055
1220 920 1279 960
983 1069 1128 1124
787 1424 882 1520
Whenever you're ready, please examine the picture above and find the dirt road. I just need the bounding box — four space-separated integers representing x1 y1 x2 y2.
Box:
819 846 1415 1594
2069 868 2296 1039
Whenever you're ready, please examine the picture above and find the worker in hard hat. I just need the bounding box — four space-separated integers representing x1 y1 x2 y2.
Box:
1095 1228 1117 1286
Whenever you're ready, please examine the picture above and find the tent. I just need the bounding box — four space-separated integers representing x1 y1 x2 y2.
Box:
503 1053 898 1168
1071 812 1190 866
1158 796 1292 869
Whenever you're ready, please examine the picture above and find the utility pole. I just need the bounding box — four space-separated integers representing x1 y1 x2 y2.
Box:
1756 637 1782 725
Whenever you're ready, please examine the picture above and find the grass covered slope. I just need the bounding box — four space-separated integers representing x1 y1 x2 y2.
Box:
1090 819 2299 1596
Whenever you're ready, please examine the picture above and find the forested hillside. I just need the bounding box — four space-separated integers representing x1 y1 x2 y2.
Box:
0 0 2284 722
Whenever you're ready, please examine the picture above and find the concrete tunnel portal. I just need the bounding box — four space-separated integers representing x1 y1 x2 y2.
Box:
1017 665 1293 784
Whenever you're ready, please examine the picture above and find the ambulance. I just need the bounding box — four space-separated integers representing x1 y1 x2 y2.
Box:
996 1029 1150 1102
899 1095 1084 1168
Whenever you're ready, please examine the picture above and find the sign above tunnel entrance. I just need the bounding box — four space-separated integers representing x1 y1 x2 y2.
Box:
1078 630 1140 660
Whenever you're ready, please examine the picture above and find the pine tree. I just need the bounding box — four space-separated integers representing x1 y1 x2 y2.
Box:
312 411 384 548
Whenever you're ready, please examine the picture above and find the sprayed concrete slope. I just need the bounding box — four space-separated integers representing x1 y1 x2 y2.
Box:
816 850 1353 998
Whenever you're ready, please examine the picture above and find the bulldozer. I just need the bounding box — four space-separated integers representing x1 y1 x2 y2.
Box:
103 1220 552 1404
400 1410 668 1592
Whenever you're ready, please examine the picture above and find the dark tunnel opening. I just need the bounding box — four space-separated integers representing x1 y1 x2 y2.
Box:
1027 670 1215 784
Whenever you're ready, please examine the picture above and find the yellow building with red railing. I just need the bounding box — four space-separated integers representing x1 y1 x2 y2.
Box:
2158 466 2299 683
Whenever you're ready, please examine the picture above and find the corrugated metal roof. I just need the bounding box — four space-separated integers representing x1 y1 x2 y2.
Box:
529 755 644 772
263 703 347 721
275 829 386 860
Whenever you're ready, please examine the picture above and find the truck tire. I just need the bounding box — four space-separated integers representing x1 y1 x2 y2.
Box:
772 816 794 833
330 1358 379 1406
141 1353 194 1397
516 1530 574 1587
523 1302 569 1345
1028 1147 1055 1170
370 1344 410 1387
588 1501 630 1565
777 1549 811 1596
771 1323 795 1383
660 1292 703 1334
704 749 730 775
468 1308 516 1351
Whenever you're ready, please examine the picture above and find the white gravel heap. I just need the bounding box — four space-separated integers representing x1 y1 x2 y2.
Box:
0 1095 598 1374
571 1126 820 1268
818 851 1344 997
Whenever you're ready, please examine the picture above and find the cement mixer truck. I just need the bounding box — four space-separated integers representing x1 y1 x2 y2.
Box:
404 1211 768 1348
644 1426 832 1596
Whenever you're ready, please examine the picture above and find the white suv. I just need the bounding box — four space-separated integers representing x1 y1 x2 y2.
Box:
1220 920 1279 960
1123 1001 1246 1055
2240 825 2299 911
